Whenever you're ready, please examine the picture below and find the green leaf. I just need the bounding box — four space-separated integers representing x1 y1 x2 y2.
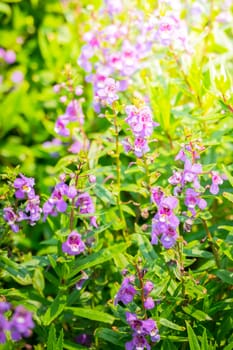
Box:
57 329 64 350
96 328 125 347
186 322 201 350
223 192 233 203
63 341 86 349
0 2 11 17
65 307 115 324
131 233 159 262
41 293 67 326
68 242 131 279
221 165 233 187
47 324 56 350
159 318 185 331
0 256 32 285
183 305 212 321
32 267 45 296
201 328 208 350
183 248 213 259
94 183 116 205
215 270 233 285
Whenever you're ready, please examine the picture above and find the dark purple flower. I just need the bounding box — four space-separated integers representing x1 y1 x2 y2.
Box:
75 333 92 347
76 271 88 290
126 312 159 342
126 334 151 350
62 231 86 256
9 306 34 341
114 277 137 305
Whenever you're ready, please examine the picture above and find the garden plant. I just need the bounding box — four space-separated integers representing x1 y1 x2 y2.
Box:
0 0 233 349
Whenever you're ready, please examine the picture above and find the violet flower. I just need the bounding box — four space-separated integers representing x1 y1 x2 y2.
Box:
9 306 34 341
114 277 137 305
62 231 86 256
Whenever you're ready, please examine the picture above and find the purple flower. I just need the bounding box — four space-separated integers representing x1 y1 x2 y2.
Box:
184 188 207 216
62 231 86 256
95 77 119 106
3 207 19 232
104 0 123 15
151 187 164 205
4 50 16 64
0 314 9 344
65 100 84 124
25 195 41 224
14 174 35 200
143 281 154 296
114 277 137 305
183 160 202 189
144 297 155 310
54 115 70 137
126 334 151 350
11 70 24 84
126 312 157 336
210 171 224 195
75 333 92 347
151 196 179 248
76 193 97 227
158 196 178 219
9 306 34 341
0 302 10 314
168 171 182 186
76 271 88 290
134 138 150 157
125 105 158 139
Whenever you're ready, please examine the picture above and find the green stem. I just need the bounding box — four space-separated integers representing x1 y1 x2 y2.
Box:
177 237 185 297
202 219 221 268
114 113 127 236
69 166 81 231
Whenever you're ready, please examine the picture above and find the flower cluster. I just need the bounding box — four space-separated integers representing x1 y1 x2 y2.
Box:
154 13 190 51
125 312 160 350
42 178 77 220
0 302 34 344
124 104 159 157
55 99 84 137
151 188 180 249
115 268 159 349
42 174 97 228
3 174 41 232
168 142 225 220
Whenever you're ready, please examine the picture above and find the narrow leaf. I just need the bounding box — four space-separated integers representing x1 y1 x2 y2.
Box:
159 318 185 331
65 307 115 324
186 322 201 350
